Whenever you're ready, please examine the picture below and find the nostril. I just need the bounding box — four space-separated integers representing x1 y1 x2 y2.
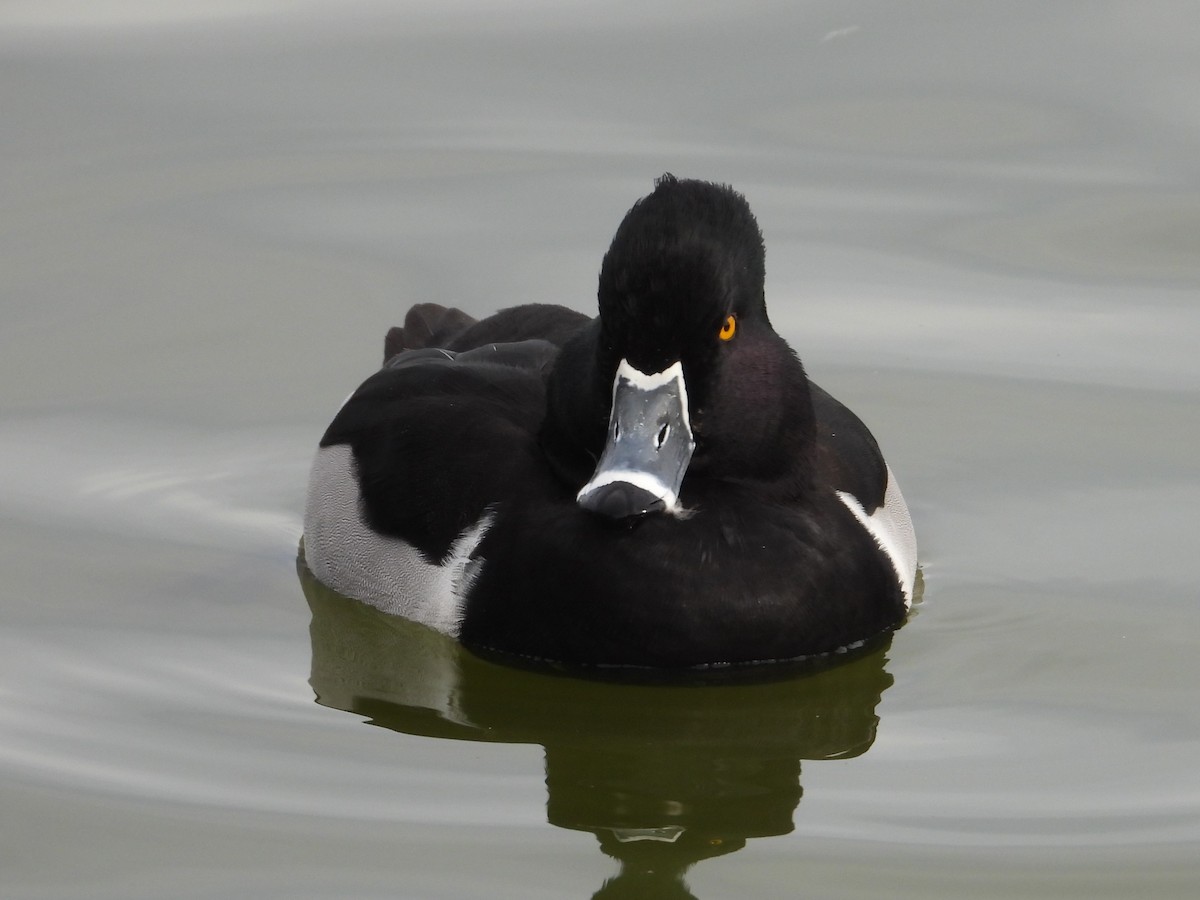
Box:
655 423 669 449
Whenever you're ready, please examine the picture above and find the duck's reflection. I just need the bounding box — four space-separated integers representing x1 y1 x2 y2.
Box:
300 562 894 900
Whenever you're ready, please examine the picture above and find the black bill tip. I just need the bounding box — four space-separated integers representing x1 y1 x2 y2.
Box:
578 481 666 521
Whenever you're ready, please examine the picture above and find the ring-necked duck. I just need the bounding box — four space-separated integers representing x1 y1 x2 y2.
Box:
304 175 917 671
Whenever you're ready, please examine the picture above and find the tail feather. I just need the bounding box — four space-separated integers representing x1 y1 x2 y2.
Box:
383 303 477 363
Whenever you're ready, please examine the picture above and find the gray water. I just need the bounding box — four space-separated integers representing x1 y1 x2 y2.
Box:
3 3 1198 898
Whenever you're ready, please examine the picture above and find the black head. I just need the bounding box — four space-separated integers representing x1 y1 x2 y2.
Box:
543 176 816 515
600 176 813 492
597 174 768 379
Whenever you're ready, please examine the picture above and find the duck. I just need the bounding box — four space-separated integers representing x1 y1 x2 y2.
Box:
303 174 917 671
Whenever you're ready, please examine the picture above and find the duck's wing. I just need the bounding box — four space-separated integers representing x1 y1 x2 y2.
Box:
320 353 549 562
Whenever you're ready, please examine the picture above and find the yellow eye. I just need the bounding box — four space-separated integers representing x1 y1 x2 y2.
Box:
718 314 737 341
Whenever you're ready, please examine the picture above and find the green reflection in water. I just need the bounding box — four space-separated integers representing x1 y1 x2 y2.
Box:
300 562 895 899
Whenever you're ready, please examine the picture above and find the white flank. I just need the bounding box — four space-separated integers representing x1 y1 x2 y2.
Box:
303 444 492 635
836 465 918 607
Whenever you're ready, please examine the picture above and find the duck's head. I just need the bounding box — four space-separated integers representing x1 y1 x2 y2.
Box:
573 175 814 521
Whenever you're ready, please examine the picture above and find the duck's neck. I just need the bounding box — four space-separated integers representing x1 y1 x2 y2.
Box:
539 320 612 491
689 332 818 503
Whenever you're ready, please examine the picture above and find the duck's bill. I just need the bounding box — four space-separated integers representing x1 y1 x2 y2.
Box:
577 359 696 520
